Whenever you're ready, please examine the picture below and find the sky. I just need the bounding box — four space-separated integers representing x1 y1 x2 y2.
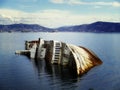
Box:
0 0 120 28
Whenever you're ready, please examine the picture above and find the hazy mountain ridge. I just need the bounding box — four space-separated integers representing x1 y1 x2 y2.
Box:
0 24 53 32
58 21 120 32
0 21 120 32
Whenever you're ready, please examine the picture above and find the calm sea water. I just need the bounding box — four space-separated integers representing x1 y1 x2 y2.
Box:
0 32 120 90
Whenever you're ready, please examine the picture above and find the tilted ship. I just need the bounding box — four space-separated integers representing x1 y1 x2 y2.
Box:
16 38 102 76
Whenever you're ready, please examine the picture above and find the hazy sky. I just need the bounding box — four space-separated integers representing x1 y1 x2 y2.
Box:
0 0 120 27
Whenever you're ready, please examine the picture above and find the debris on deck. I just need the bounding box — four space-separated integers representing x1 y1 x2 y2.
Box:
15 38 102 76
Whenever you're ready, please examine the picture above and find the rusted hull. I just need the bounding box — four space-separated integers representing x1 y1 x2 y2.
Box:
67 44 102 75
16 38 102 76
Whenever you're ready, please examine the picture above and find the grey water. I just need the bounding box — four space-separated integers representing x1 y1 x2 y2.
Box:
0 32 120 90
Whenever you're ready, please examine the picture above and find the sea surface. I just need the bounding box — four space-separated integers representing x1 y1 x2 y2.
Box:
0 32 120 90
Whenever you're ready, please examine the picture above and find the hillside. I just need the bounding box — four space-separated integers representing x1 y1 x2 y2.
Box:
0 21 120 32
57 21 120 33
0 24 53 32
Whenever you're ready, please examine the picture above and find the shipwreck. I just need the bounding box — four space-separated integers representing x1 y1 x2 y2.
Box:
15 38 102 76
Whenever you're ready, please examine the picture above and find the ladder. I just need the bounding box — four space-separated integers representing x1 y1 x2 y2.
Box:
51 41 62 64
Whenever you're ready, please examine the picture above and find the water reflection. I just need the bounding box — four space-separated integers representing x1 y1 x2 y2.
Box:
32 59 80 90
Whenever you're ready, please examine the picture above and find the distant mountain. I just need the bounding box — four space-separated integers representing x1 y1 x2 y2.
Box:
57 21 120 33
0 24 53 32
0 21 120 32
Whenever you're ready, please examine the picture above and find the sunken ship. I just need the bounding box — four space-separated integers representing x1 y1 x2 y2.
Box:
16 38 102 76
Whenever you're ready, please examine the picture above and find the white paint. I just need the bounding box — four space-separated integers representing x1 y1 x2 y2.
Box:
37 38 44 59
30 43 37 58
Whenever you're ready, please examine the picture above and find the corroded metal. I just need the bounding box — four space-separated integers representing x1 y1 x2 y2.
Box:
15 38 102 76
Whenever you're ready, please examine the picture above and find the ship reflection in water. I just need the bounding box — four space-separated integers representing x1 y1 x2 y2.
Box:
33 59 79 88
35 59 78 77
